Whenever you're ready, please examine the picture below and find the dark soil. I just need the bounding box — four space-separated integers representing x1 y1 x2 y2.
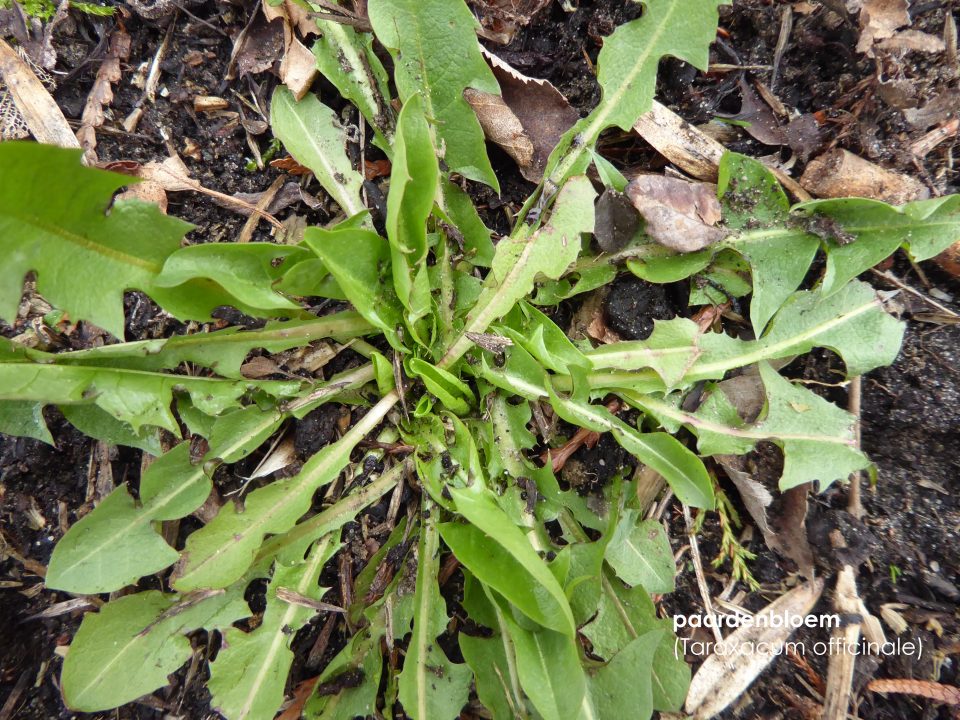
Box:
2 1 959 719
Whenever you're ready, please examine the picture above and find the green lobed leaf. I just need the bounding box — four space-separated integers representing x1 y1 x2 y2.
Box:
208 536 339 720
0 142 193 338
61 587 249 711
546 0 728 185
637 363 871 491
155 243 309 314
270 87 367 217
589 630 662 720
586 317 702 388
303 225 405 350
310 17 395 151
172 391 398 591
0 400 53 444
368 0 500 188
406 357 475 415
459 578 525 720
498 608 588 720
581 575 689 711
46 405 287 594
13 311 371 378
0 360 298 434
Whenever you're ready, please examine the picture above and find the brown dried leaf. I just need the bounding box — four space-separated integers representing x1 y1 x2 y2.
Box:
481 50 580 182
727 78 786 146
857 0 910 55
902 89 960 130
626 174 726 252
867 679 960 705
262 0 318 98
115 180 168 213
76 28 131 162
231 10 284 79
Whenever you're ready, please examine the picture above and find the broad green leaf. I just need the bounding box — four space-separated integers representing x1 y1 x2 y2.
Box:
499 610 587 720
796 194 960 295
19 310 373 380
439 179 495 267
208 536 338 720
311 18 394 151
459 575 526 720
439 512 574 636
386 95 438 336
0 361 298 434
20 311 371 378
546 0 728 185
270 87 366 217
545 379 714 509
0 400 53 444
689 280 905 379
398 500 472 720
172 391 398 590
304 225 404 349
589 630 662 720
155 243 308 313
368 0 500 188
604 511 675 594
588 281 905 393
59 405 162 454
500 303 589 374
717 151 790 230
581 575 689 710
62 587 248 711
441 176 595 367
0 142 193 338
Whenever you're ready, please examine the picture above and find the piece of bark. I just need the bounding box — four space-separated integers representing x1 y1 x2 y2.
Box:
685 578 826 719
799 148 929 204
0 37 78 150
634 100 812 201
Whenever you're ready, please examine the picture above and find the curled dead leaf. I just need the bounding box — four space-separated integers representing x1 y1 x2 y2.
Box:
626 174 726 252
477 50 580 182
464 88 535 170
856 0 910 55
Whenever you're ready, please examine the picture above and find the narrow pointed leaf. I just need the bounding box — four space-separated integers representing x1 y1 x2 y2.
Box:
270 86 367 217
398 501 472 720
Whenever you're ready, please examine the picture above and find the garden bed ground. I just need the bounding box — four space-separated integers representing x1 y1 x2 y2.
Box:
1 0 959 718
